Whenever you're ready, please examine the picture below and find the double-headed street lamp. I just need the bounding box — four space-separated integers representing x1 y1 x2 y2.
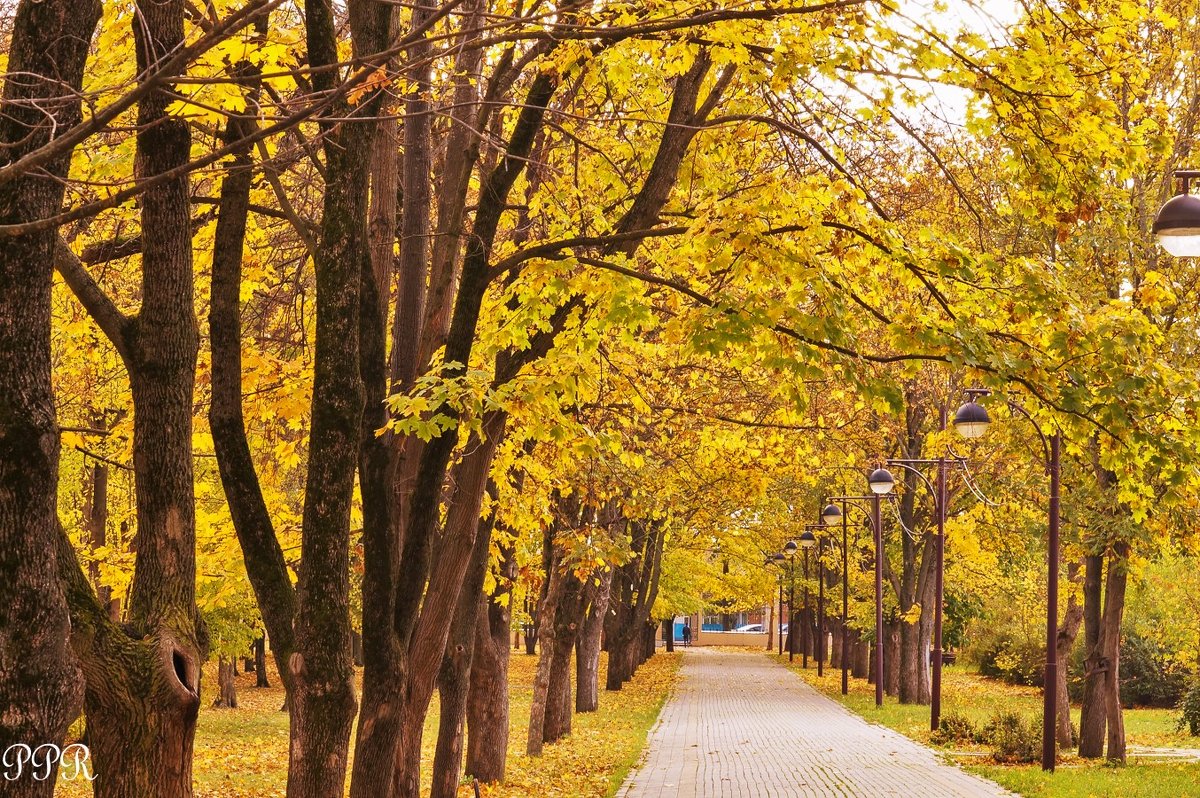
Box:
954 391 1061 773
798 529 817 668
825 471 894 708
821 500 854 695
764 552 786 655
783 539 798 662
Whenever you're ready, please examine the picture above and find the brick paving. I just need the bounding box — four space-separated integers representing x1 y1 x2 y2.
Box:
617 648 1016 798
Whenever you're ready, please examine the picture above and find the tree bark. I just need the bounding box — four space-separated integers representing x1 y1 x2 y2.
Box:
215 657 238 709
605 520 665 691
287 0 394 793
884 619 900 697
527 560 569 756
543 570 587 744
466 542 516 783
0 2 98 792
852 637 869 679
206 11 297 697
429 502 496 798
1056 592 1083 748
255 638 270 689
1101 543 1130 763
70 3 207 795
576 569 613 713
1079 552 1107 758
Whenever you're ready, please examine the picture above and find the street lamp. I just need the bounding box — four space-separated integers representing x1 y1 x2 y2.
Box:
955 391 1061 772
784 540 798 662
884 391 981 732
867 468 893 706
822 501 851 695
799 530 816 668
1152 170 1200 257
765 553 786 654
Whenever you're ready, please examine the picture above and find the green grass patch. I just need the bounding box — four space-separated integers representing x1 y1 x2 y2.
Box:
772 653 1200 798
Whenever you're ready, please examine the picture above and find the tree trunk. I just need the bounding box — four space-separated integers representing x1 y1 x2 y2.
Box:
605 520 665 691
662 618 674 653
72 3 208 795
466 543 516 783
576 569 612 713
899 600 934 705
391 415 507 798
1079 553 1106 758
429 502 495 798
1101 543 1130 763
255 638 270 689
884 620 900 697
206 10 297 700
1056 594 1083 748
853 637 869 679
215 657 238 709
0 3 99 792
527 562 568 756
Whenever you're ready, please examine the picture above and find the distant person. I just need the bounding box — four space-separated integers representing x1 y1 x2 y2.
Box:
682 623 692 647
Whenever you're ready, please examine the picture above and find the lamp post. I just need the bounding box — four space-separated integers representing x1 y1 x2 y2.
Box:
817 531 826 677
822 501 849 693
784 539 798 662
884 393 979 732
954 392 1061 772
799 529 817 668
765 553 785 653
868 467 895 707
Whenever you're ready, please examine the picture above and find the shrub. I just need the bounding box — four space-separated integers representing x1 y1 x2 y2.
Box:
982 710 1041 764
931 711 980 747
976 638 1044 687
1177 681 1200 736
1120 632 1191 708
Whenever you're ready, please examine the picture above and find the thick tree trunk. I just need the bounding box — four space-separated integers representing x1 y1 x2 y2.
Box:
1079 553 1106 758
852 637 869 679
1056 594 1083 748
576 569 612 713
662 618 674 653
527 562 568 756
429 504 495 798
466 543 516 783
73 4 208 796
1101 543 1130 763
0 3 99 792
899 603 933 705
255 638 270 689
884 620 900 697
544 571 587 744
215 657 238 708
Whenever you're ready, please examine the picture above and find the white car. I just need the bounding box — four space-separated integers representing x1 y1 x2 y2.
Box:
734 623 764 633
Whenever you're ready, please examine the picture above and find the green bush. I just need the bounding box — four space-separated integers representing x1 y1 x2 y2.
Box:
1120 632 1191 708
1177 681 1200 736
976 638 1044 687
982 710 1041 764
931 711 980 747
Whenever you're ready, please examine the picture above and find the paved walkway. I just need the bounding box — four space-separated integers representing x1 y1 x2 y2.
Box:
618 648 1015 798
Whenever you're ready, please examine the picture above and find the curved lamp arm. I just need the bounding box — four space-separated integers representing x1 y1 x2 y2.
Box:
886 460 942 517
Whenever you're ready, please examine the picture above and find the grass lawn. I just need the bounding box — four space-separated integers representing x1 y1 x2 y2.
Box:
774 652 1200 797
55 650 681 797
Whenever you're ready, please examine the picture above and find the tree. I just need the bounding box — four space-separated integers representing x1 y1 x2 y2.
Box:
0 2 99 794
